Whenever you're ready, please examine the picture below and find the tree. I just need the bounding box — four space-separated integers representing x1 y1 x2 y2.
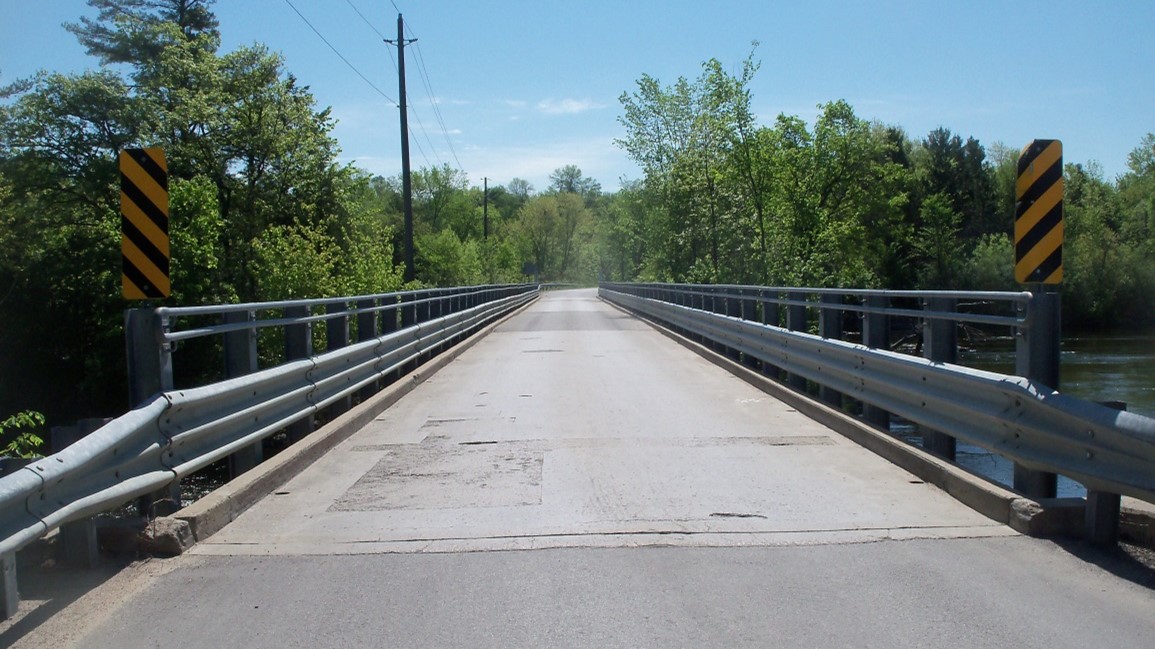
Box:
66 0 220 66
412 163 472 237
913 193 963 288
917 128 997 240
516 195 559 277
0 1 398 422
548 164 601 203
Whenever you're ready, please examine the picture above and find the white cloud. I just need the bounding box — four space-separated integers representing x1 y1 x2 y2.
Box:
457 136 638 191
501 99 528 108
430 97 472 106
536 98 606 115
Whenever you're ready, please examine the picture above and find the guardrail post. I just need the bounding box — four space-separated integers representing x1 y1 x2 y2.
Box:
759 289 782 379
862 295 890 429
126 308 181 517
357 299 379 401
2 552 15 620
818 294 844 407
400 293 418 374
761 290 778 327
740 289 760 370
54 419 105 567
223 310 262 477
1014 288 1060 498
125 307 173 406
921 297 957 461
420 290 432 323
725 289 742 361
285 304 314 443
326 301 352 417
401 293 416 328
1086 401 1126 545
786 292 808 391
689 287 705 344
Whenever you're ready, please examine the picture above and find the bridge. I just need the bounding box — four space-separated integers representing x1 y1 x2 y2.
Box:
3 286 1155 647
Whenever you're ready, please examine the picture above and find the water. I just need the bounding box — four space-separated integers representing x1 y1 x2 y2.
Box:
905 334 1155 498
960 334 1155 418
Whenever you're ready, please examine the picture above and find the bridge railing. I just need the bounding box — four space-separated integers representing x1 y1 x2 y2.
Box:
599 282 1155 514
0 283 539 616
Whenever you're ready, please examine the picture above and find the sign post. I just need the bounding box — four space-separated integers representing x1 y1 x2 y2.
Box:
1013 139 1063 498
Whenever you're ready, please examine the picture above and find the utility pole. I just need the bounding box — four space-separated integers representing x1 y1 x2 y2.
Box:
483 177 489 240
386 14 417 283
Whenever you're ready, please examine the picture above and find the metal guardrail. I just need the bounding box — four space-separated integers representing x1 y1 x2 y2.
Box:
599 283 1155 506
0 285 537 578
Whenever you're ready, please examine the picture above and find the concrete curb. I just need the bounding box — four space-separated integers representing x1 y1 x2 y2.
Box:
168 296 539 544
598 296 1128 540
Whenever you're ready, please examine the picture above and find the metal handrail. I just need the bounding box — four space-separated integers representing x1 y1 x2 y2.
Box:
161 285 521 343
605 282 1032 328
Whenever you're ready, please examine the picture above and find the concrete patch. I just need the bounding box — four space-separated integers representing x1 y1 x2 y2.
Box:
331 438 545 511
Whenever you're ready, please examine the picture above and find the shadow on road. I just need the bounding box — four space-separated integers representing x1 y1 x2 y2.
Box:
1052 537 1155 592
0 536 134 646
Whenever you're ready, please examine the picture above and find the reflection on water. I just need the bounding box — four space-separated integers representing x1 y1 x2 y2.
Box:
902 334 1154 498
959 334 1155 418
894 425 1087 498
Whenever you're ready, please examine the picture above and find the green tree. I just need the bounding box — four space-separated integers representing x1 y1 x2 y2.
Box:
913 193 963 288
66 0 220 66
416 229 482 287
0 1 394 421
548 164 601 204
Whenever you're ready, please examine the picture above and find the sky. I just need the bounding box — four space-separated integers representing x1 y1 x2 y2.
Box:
1 0 1153 193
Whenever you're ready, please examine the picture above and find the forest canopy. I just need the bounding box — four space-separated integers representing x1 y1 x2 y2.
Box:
1 2 1152 425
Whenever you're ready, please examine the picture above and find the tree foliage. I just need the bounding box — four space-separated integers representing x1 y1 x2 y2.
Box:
3 8 1153 429
613 49 1155 328
0 0 402 421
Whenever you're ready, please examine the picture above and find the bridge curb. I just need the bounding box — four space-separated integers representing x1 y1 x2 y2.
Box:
599 296 1034 530
169 295 540 545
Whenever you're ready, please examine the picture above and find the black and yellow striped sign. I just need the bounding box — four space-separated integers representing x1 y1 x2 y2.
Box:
1015 139 1063 284
120 147 170 299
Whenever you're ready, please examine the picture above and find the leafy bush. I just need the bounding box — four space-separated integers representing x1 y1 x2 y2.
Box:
1 410 45 458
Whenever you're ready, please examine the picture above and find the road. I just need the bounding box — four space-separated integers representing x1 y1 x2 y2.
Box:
12 289 1155 648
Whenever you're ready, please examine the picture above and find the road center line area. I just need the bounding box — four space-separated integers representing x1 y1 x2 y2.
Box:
12 289 1155 649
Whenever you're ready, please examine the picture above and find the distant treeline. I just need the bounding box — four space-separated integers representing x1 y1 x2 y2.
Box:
1 1 1152 427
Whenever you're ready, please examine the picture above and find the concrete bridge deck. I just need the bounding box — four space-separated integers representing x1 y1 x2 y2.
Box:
13 289 1155 648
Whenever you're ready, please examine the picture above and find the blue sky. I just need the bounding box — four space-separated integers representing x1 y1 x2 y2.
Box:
2 0 1153 192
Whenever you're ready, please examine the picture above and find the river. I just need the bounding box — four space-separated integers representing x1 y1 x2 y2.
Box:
907 334 1155 498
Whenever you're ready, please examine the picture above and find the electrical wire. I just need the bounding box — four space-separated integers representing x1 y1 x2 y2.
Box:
377 15 444 170
411 40 465 171
282 0 398 107
395 14 465 173
377 39 433 168
344 0 386 40
339 0 463 174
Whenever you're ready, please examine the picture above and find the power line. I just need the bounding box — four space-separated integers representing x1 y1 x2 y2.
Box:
379 19 443 171
411 40 465 171
388 13 463 173
303 0 458 175
282 0 398 107
344 0 386 40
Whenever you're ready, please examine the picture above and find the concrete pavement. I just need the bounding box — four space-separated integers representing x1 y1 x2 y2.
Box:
10 288 1155 648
